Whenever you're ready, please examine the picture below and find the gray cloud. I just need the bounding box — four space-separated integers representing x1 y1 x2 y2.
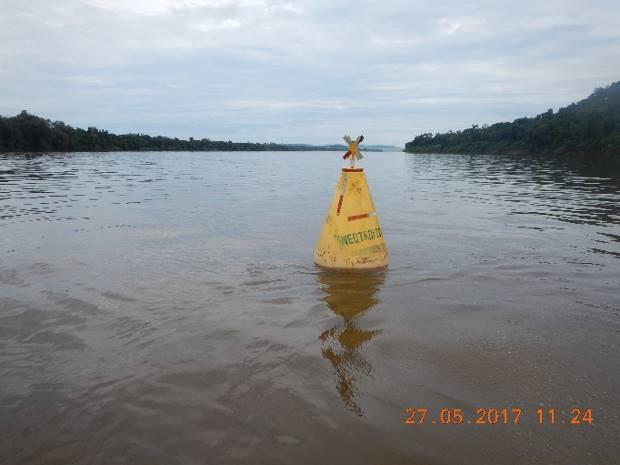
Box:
1 0 618 145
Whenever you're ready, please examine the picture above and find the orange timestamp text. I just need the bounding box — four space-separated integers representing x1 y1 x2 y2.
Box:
404 407 593 425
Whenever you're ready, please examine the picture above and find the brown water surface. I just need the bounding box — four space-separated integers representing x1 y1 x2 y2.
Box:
1 151 619 464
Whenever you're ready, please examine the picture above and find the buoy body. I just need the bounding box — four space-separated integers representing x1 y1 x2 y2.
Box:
315 168 388 269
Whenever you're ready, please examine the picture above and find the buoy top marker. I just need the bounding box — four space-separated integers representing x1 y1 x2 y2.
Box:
342 135 364 169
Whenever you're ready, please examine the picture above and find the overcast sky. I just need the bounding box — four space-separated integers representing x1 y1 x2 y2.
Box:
1 0 618 145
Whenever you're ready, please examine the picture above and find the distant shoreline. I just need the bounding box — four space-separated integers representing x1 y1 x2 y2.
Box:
0 148 400 155
0 111 401 153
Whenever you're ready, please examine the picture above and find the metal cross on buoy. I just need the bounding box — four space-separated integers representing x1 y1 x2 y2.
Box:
342 134 364 168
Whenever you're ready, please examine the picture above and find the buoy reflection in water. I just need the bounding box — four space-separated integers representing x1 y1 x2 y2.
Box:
317 270 385 415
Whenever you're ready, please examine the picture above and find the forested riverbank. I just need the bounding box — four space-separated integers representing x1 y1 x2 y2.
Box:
405 82 620 157
0 111 355 153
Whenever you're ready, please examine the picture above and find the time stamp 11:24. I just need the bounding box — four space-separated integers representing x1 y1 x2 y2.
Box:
404 407 593 426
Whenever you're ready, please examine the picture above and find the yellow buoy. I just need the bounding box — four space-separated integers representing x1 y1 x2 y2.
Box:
314 135 389 270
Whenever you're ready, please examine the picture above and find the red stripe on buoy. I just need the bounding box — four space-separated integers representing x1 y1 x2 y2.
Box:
342 150 352 160
348 213 369 221
342 168 364 172
336 195 344 215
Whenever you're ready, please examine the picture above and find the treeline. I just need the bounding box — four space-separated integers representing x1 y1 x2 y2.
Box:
405 81 620 156
0 111 314 152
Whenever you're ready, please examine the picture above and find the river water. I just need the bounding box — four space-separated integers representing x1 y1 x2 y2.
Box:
1 151 619 465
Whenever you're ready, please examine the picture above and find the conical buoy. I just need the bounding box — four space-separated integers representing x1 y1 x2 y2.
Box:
314 135 388 270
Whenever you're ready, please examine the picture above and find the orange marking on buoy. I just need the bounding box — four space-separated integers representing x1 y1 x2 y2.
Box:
336 195 344 215
347 213 369 221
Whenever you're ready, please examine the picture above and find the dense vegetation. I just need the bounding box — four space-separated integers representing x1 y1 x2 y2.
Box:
0 112 333 152
405 81 620 156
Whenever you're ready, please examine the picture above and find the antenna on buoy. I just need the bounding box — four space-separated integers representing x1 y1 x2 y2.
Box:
314 134 388 270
